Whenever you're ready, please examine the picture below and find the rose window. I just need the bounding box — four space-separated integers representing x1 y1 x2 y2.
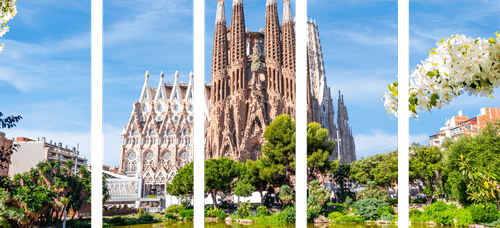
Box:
127 152 137 160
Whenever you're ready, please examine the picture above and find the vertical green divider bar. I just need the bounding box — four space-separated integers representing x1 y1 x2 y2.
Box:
398 0 410 226
194 0 205 228
295 0 306 228
91 0 103 227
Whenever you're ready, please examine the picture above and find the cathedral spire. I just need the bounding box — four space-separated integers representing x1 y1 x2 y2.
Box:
283 0 292 22
233 0 242 6
265 0 281 66
230 0 246 65
139 71 152 102
154 70 167 102
216 0 225 23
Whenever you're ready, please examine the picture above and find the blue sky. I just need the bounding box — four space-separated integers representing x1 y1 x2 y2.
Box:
4 1 492 168
306 1 500 156
0 2 91 161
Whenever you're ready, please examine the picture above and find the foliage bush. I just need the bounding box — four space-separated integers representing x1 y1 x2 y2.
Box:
411 201 474 227
235 201 253 218
378 205 395 215
205 208 227 220
138 214 154 223
483 218 500 228
275 205 295 223
179 209 194 220
108 216 126 226
353 198 388 220
338 215 365 223
409 209 422 218
386 197 398 206
307 208 318 223
327 202 345 214
380 212 394 222
164 212 176 220
468 203 499 223
256 206 269 217
328 211 344 222
409 198 427 204
167 205 186 213
137 208 147 217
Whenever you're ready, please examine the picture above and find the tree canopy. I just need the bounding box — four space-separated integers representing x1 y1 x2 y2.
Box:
350 150 397 187
166 161 193 198
205 157 240 209
306 122 339 183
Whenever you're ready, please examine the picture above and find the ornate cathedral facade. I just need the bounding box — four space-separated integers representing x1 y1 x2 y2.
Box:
116 0 356 198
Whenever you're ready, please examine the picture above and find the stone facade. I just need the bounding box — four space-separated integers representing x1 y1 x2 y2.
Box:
117 0 357 198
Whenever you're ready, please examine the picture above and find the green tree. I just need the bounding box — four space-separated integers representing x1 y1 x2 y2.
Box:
205 157 240 209
242 159 268 204
356 181 388 201
307 122 339 183
260 114 295 188
442 121 500 204
307 180 329 214
333 163 355 203
350 151 398 187
258 116 339 200
166 162 193 199
409 144 443 201
279 185 294 207
0 160 91 227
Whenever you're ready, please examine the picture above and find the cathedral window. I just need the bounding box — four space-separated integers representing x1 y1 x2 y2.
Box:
190 105 193 112
131 130 135 136
183 129 187 135
159 93 163 99
149 130 152 136
167 130 170 135
175 93 178 99
158 105 163 112
143 105 147 112
175 105 179 112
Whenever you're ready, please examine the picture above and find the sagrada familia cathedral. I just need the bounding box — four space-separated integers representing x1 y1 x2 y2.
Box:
116 0 355 197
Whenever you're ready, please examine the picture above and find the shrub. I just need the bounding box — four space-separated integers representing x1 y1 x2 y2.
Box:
386 197 398 206
108 216 126 226
454 208 474 227
378 205 395 215
409 198 427 204
409 209 423 218
179 209 194 220
137 208 146 217
353 198 389 220
138 214 154 222
256 206 269 217
275 205 295 223
167 205 186 213
327 202 345 214
380 212 394 222
165 212 176 220
338 215 365 223
235 201 253 218
205 208 227 220
205 204 214 210
328 211 344 222
307 208 318 222
423 201 455 218
469 203 499 224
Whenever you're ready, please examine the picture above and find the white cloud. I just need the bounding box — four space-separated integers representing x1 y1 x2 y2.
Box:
321 29 397 49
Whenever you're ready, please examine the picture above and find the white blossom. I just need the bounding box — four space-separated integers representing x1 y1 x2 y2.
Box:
384 33 500 119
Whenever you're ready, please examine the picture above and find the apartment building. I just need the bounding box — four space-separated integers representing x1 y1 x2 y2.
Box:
9 137 88 178
429 107 500 147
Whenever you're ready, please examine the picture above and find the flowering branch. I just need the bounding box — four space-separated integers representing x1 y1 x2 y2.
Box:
383 32 500 119
1 0 18 53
